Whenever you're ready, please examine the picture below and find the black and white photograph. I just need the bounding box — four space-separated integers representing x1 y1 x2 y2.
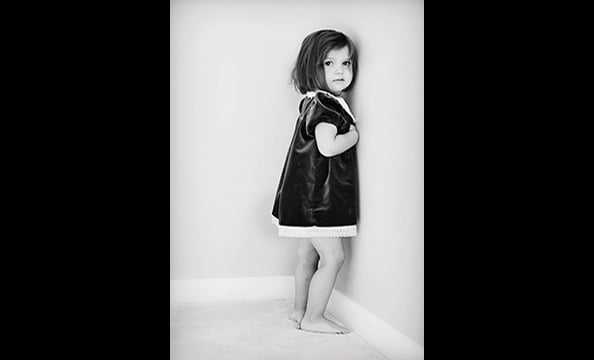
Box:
170 0 424 359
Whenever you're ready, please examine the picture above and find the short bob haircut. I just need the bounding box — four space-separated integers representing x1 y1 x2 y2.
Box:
291 29 358 95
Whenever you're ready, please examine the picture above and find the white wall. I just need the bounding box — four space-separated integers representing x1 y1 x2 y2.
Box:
171 0 423 347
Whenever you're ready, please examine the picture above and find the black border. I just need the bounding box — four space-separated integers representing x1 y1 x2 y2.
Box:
11 3 170 357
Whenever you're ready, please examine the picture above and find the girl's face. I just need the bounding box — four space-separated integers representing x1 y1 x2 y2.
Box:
323 46 353 96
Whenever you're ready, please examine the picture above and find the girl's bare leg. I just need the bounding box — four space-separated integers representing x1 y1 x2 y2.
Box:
299 237 351 334
289 238 320 324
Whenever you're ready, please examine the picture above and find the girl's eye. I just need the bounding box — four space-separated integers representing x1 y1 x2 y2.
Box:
343 61 351 66
324 61 333 66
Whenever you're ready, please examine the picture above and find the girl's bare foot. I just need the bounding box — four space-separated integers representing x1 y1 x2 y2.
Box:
299 317 351 334
288 310 305 324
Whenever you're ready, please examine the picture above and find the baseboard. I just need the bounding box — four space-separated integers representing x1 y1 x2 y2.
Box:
171 276 294 303
327 290 424 360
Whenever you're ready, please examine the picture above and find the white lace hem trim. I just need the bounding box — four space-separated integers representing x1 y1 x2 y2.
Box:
271 215 357 238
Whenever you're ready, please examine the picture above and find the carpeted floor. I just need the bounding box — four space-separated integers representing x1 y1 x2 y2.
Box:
171 298 389 360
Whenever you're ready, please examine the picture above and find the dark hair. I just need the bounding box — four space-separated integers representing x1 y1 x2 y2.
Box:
290 29 358 94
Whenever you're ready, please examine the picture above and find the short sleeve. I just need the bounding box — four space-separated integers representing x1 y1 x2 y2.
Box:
304 95 346 138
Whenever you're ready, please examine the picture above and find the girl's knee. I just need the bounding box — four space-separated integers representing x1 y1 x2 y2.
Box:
297 246 319 265
311 237 345 267
322 250 345 268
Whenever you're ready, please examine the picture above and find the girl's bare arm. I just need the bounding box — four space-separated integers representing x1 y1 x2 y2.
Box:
314 123 359 157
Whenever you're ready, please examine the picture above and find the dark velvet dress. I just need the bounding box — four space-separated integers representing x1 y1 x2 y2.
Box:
271 91 359 238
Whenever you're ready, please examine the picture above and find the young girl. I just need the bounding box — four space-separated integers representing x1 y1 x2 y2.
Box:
271 29 359 335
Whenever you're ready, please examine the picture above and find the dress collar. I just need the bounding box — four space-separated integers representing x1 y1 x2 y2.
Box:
305 90 357 123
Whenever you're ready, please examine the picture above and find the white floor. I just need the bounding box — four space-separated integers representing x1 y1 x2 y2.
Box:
171 298 389 360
